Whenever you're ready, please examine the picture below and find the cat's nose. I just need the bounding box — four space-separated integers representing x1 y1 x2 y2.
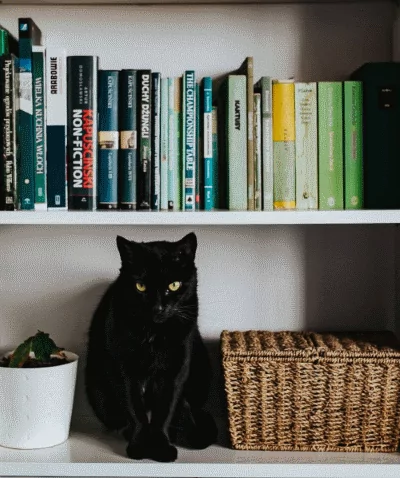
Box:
153 305 163 314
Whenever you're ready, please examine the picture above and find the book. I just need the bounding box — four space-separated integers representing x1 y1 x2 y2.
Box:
183 70 196 211
0 54 18 210
17 17 42 210
254 92 262 211
318 81 344 210
0 27 18 56
46 48 67 209
295 82 318 210
254 76 273 211
137 70 152 210
351 62 400 209
272 79 296 210
160 77 169 211
151 72 161 211
67 55 98 210
32 45 47 210
196 82 202 210
236 57 254 210
118 69 137 210
218 75 247 211
98 70 119 209
212 106 218 209
168 77 181 211
344 81 363 210
202 77 213 211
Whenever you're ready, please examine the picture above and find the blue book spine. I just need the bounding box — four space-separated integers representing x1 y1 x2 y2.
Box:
98 70 119 209
151 72 161 211
202 77 213 210
183 71 196 211
160 78 169 211
119 70 137 210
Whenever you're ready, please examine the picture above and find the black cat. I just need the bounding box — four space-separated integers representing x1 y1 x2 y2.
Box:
85 232 217 462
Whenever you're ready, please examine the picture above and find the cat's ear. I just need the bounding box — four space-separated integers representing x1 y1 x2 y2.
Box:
176 232 197 260
116 235 136 264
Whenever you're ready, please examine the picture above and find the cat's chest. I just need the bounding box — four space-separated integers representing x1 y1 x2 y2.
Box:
130 332 179 372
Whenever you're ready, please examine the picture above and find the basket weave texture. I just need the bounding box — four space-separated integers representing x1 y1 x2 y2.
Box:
221 330 400 452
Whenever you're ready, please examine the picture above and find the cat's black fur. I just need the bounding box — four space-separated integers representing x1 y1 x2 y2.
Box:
85 232 217 462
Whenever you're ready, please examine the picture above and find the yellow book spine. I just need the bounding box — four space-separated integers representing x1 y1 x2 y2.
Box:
272 81 296 209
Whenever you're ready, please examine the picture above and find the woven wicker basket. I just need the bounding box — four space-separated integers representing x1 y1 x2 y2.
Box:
221 330 400 452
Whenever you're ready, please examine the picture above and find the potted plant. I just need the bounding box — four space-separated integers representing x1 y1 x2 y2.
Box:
0 330 78 449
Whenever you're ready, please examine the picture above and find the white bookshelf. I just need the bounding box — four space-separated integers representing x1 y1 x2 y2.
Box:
0 210 399 225
0 1 398 477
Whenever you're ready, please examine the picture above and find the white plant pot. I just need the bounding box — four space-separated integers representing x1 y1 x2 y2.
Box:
0 351 78 449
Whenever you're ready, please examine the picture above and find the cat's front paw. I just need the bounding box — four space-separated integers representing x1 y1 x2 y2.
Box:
148 430 178 462
126 440 148 460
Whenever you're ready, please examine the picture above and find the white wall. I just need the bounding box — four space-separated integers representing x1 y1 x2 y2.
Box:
0 1 394 419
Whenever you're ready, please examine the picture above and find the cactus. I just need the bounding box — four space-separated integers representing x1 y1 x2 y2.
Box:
7 331 65 368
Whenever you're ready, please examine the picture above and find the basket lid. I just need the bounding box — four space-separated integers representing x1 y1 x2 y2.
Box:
221 330 316 359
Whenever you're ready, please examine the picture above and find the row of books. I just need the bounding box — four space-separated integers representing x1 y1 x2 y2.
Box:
1 17 364 212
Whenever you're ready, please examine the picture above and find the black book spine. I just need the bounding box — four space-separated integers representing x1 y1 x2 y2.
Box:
1 55 17 210
137 70 152 210
67 56 98 210
151 72 160 211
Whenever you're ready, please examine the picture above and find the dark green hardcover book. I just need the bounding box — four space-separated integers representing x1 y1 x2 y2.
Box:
137 70 152 210
32 45 46 209
98 70 119 209
67 55 98 210
151 72 160 211
351 62 400 209
119 69 137 210
0 54 18 210
0 28 18 56
17 17 42 210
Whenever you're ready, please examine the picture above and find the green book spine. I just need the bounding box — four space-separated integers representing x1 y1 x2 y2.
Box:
18 18 42 210
344 81 363 209
254 92 262 211
227 75 247 211
254 77 273 211
160 77 169 211
318 82 344 210
295 82 318 210
32 46 47 210
211 106 219 209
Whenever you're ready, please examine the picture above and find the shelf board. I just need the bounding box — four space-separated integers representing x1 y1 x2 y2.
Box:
0 210 398 225
0 419 400 477
2 0 393 4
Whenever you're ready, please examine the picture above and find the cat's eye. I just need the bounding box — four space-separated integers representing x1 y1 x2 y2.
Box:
136 282 146 292
168 281 182 292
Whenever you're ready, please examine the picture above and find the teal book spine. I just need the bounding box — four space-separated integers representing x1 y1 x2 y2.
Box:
118 69 137 210
17 18 41 210
183 71 196 211
151 72 161 211
202 77 213 210
98 70 119 209
32 45 47 210
168 77 181 211
195 82 201 210
160 78 169 211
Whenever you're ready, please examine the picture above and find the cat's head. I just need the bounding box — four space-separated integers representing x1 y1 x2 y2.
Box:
116 233 198 325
